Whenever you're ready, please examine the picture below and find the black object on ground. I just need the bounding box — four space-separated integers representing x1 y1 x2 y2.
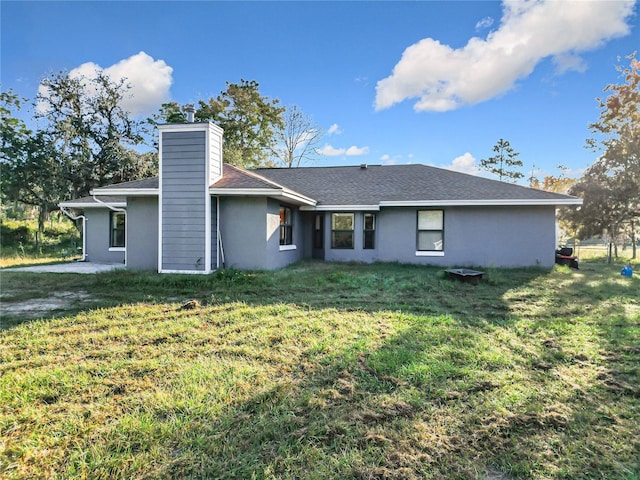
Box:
445 268 485 285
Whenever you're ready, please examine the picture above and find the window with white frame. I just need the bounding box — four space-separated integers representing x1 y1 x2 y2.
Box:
110 211 126 249
331 213 354 249
417 210 444 251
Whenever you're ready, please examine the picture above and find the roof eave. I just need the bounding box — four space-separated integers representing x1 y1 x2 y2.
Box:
299 204 381 211
378 198 583 207
90 188 158 196
59 201 127 209
209 187 317 206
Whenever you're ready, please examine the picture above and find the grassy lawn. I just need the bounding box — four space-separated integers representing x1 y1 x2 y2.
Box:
0 261 638 479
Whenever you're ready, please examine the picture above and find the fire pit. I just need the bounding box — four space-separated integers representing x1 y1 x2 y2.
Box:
445 268 485 285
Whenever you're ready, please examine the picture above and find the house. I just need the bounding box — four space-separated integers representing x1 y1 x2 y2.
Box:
59 121 582 273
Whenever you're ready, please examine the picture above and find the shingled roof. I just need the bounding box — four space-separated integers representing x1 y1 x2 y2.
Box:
60 195 127 208
65 163 580 207
253 164 580 206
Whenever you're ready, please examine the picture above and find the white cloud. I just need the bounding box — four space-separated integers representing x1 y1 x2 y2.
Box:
318 144 346 156
552 53 588 74
475 16 494 31
441 152 482 175
346 145 369 156
318 144 369 156
375 0 635 112
327 123 342 135
39 51 173 117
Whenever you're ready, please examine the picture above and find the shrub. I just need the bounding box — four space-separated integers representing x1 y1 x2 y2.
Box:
0 221 34 246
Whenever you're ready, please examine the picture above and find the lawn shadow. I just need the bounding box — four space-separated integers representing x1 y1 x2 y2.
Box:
2 262 638 478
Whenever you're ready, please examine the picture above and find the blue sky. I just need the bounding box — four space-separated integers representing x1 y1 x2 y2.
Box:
1 0 638 182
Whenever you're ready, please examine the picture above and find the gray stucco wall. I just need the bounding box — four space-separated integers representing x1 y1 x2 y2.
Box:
371 206 556 267
323 212 379 264
211 197 218 270
217 197 304 270
126 197 158 271
266 198 304 269
160 131 208 272
84 208 125 264
218 197 268 270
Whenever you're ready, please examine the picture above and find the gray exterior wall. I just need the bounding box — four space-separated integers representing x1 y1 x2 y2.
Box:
266 198 304 269
320 206 556 268
211 197 218 270
160 130 208 272
126 197 158 271
218 197 267 269
84 208 125 264
323 211 379 264
217 197 304 270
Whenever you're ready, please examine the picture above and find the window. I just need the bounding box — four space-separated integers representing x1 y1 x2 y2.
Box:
363 213 375 249
279 206 293 245
331 213 354 249
110 211 126 249
417 210 443 251
313 214 323 249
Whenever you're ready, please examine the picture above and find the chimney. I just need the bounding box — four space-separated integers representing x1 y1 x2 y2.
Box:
185 104 195 123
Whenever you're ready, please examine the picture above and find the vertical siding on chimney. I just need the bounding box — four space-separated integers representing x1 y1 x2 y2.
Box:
161 130 207 271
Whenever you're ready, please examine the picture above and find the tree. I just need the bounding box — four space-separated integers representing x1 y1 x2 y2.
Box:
530 165 576 193
530 165 578 244
1 90 66 232
274 105 322 168
565 53 640 260
480 138 524 183
194 79 285 168
2 73 157 231
36 71 156 198
2 131 69 232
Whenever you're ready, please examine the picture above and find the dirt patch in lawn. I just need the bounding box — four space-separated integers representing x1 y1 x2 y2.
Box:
0 290 95 320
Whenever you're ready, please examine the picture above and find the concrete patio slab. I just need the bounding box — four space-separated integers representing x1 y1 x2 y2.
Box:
2 262 125 274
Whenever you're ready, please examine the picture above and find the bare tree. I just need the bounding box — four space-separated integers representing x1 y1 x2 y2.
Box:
275 105 322 168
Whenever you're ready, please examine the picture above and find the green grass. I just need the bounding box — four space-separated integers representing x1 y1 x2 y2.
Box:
1 217 80 268
1 261 638 479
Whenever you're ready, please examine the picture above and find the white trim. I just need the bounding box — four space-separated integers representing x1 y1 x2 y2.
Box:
109 247 126 252
59 201 127 209
157 129 164 273
90 188 157 196
300 204 380 211
158 122 223 135
59 206 87 262
380 198 583 207
416 251 445 257
209 187 316 206
158 269 211 275
279 245 297 251
210 188 281 195
204 126 212 274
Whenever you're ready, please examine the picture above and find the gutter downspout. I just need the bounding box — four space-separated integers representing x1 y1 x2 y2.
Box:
92 195 127 266
60 206 87 262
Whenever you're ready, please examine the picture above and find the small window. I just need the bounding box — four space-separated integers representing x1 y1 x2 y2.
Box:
331 213 354 249
279 206 293 245
363 213 375 249
313 214 323 249
110 211 126 248
417 210 443 251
